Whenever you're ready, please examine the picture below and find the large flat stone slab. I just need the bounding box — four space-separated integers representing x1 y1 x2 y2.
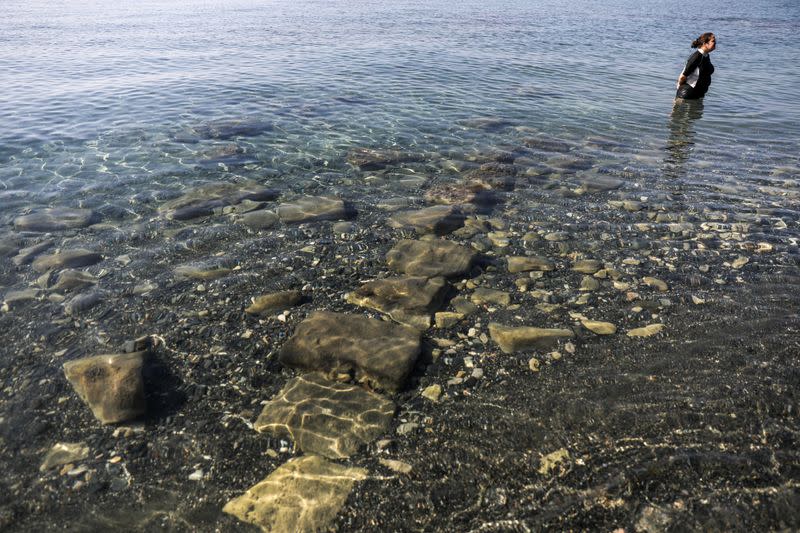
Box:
32 249 103 273
387 205 465 235
277 196 347 223
386 239 477 278
14 208 99 232
63 351 146 424
488 323 574 353
346 276 447 329
279 311 421 392
255 373 394 459
159 182 278 220
223 455 366 533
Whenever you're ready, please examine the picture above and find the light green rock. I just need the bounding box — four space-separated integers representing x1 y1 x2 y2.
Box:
488 323 574 353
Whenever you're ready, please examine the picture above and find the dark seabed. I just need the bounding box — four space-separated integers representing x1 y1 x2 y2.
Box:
1 0 799 531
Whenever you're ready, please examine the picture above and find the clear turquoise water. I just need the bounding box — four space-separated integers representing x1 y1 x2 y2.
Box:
1 0 798 211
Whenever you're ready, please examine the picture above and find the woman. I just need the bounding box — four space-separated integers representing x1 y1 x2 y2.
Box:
676 33 716 100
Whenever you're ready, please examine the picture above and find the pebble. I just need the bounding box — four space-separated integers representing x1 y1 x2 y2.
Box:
421 384 442 402
189 469 204 481
379 459 412 475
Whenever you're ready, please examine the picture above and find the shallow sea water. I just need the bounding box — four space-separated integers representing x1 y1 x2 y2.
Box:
1 0 800 530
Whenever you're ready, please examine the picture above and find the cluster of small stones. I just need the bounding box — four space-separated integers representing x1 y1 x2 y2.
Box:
1 123 796 530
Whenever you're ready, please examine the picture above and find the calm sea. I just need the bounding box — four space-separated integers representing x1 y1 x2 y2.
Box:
1 0 798 209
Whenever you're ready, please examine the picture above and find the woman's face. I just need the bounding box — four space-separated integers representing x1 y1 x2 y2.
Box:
704 36 717 53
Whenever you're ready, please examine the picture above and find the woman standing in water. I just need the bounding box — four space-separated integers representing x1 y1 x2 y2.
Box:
676 32 716 100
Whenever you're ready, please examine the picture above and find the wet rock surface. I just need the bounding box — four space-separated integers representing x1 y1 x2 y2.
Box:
278 311 422 392
276 196 347 223
13 208 99 232
223 455 366 533
345 276 448 329
159 182 279 220
31 249 103 273
254 373 395 459
1 133 799 532
63 352 146 424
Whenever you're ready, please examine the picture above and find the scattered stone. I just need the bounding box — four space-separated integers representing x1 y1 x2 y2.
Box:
421 384 442 402
544 231 569 242
435 312 464 329
2 289 40 312
50 270 98 292
538 448 571 475
691 295 705 305
12 239 54 266
255 374 394 459
40 442 90 472
386 239 477 278
379 459 413 475
223 455 366 533
174 263 232 280
488 323 574 353
63 351 147 424
732 256 749 269
346 276 448 329
159 182 278 220
14 208 98 232
279 311 422 392
32 249 103 273
627 324 665 338
528 358 541 372
387 205 464 235
277 196 347 223
396 422 420 435
470 287 511 307
571 259 603 274
507 256 554 273
64 291 103 315
239 209 279 229
487 231 510 248
188 469 204 481
636 505 673 533
581 320 617 335
580 276 600 291
642 277 668 292
245 290 303 315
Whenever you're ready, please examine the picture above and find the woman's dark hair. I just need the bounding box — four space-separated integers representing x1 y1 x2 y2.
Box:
692 32 715 48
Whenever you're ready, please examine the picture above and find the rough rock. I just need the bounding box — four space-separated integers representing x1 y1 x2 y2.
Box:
387 205 465 235
279 311 422 392
50 269 99 292
64 291 103 315
345 276 448 329
627 324 665 337
643 277 669 292
40 442 90 472
14 208 98 232
470 287 511 307
435 312 465 328
386 239 476 278
421 384 443 402
159 182 278 220
581 320 617 335
254 373 395 459
174 263 233 280
507 256 555 273
245 290 303 315
239 209 279 229
379 459 413 475
63 351 146 424
223 455 366 533
2 289 40 312
277 196 347 223
32 249 103 273
488 323 574 353
571 259 603 274
12 239 54 266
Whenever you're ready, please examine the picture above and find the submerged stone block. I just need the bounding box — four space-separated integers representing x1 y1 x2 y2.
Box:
277 196 347 223
488 323 574 353
346 276 448 329
159 181 278 220
223 455 366 533
386 239 476 279
63 351 146 424
14 208 98 232
255 373 395 459
31 249 103 273
387 205 465 235
278 311 421 392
